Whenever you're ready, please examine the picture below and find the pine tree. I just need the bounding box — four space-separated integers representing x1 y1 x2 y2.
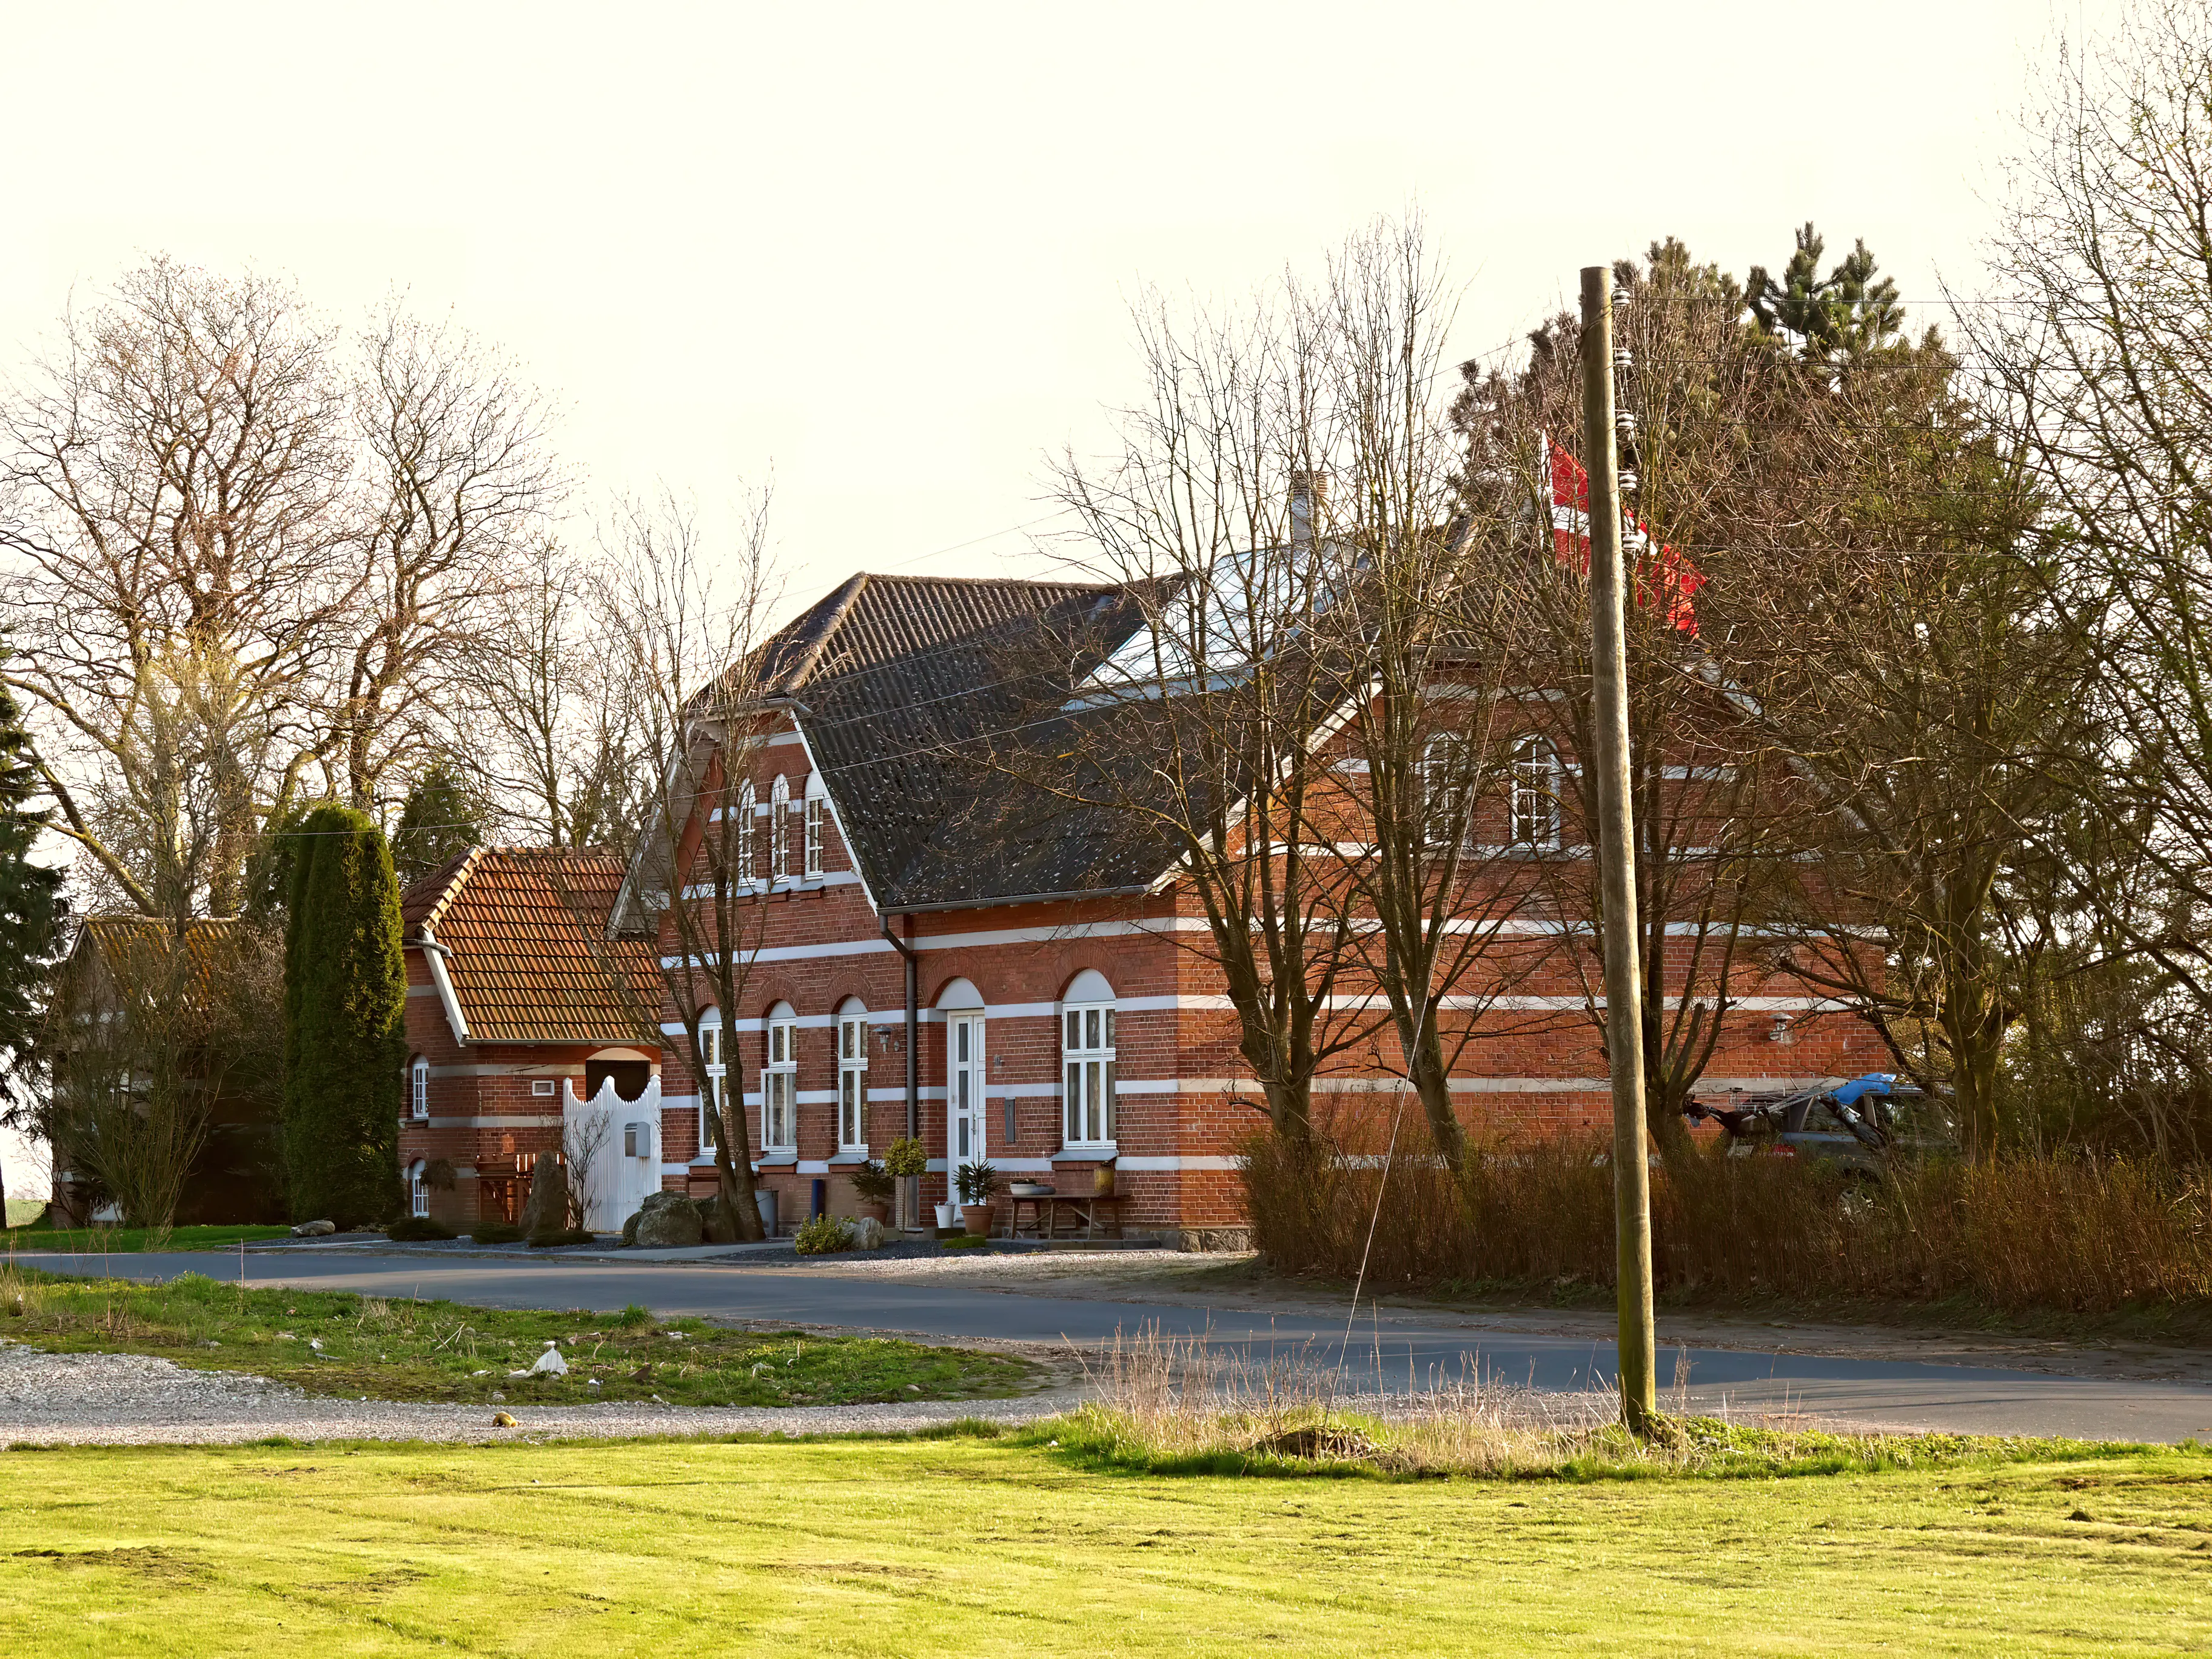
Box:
392 759 484 890
1747 223 1908 364
0 660 65 1219
281 803 406 1226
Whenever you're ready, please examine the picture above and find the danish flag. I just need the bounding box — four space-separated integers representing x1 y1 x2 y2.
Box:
1544 432 1703 634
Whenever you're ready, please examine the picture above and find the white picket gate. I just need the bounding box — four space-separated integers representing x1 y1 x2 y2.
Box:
561 1076 663 1233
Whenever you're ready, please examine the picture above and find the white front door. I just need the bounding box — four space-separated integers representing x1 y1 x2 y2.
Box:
948 1013 985 1168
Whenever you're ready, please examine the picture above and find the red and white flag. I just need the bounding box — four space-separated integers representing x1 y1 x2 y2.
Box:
1544 432 1703 635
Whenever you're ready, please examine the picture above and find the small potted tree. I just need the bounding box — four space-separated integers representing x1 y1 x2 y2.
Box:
956 1161 1000 1238
848 1159 894 1226
882 1136 929 1232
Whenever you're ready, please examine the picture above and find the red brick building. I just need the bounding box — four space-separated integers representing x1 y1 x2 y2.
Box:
397 848 661 1230
632 572 1885 1244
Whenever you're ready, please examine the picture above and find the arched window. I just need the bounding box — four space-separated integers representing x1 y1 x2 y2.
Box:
409 1159 429 1218
410 1056 429 1121
803 774 828 879
769 775 791 881
1510 735 1561 850
736 780 757 883
836 997 868 1151
1061 970 1117 1148
696 1008 725 1153
762 1001 798 1153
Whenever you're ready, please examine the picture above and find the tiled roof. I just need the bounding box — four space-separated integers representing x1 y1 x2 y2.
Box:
400 848 660 1045
745 572 1189 910
73 917 256 1004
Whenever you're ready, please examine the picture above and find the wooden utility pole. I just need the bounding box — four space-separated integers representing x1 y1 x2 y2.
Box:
1580 264 1659 1435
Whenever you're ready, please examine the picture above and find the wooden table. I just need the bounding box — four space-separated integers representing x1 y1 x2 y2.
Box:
1006 1192 1125 1241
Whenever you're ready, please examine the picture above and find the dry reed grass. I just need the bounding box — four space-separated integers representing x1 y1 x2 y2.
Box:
1047 1324 2111 1480
1241 1130 2212 1313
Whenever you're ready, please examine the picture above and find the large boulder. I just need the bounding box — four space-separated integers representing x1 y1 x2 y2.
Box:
694 1195 741 1244
631 1188 703 1249
290 1219 337 1238
519 1158 571 1240
849 1215 885 1251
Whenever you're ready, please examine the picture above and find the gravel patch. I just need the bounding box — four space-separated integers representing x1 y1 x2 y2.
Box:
0 1341 1078 1448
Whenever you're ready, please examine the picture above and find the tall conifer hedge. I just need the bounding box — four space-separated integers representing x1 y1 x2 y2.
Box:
281 804 406 1226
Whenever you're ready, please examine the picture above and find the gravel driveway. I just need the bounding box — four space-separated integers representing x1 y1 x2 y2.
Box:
0 1340 1078 1447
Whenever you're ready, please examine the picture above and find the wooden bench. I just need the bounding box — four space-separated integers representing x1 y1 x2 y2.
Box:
1005 1192 1125 1241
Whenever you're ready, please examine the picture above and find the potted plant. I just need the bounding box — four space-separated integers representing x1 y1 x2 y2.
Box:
956 1161 1000 1238
848 1159 894 1225
883 1136 929 1231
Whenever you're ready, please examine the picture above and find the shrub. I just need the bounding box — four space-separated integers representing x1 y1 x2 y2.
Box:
850 1160 896 1204
1240 1127 2212 1315
469 1221 525 1245
955 1161 999 1205
384 1215 455 1242
615 1302 653 1327
793 1215 854 1255
882 1137 929 1178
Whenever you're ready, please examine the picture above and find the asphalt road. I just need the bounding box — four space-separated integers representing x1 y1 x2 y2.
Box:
24 1248 2212 1443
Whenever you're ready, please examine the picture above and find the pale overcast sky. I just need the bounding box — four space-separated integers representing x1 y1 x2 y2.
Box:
2 0 2120 617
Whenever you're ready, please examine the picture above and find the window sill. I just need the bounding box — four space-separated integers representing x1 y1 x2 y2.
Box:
1052 1145 1119 1163
828 1150 870 1165
754 1152 799 1167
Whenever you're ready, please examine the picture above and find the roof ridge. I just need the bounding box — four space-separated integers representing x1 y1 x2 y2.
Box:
766 571 872 694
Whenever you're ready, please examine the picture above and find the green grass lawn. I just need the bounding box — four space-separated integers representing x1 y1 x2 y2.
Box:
4 1223 292 1255
0 1266 1033 1407
0 1435 2205 1655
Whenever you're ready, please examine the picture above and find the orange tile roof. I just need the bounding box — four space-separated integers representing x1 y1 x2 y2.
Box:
400 848 661 1046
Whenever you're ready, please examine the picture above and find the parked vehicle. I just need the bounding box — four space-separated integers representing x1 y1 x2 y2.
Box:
1681 1073 1954 1177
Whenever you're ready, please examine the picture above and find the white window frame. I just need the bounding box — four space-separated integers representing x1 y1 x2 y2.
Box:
1061 998 1118 1150
409 1162 429 1218
761 1006 798 1154
766 774 791 883
803 774 828 879
410 1056 429 1121
1511 734 1562 850
736 780 757 885
697 1009 726 1155
1421 732 1467 850
836 1002 868 1153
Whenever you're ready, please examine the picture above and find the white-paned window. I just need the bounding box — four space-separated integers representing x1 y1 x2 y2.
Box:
410 1056 429 1121
1510 735 1561 850
697 1009 725 1153
736 781 757 883
836 1000 868 1151
409 1162 429 1218
1421 734 1467 849
803 774 828 878
769 775 790 881
762 1004 797 1153
1062 996 1118 1148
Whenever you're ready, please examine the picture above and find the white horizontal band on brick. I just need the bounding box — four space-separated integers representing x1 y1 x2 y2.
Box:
406 984 436 997
867 1086 947 1102
421 1114 566 1128
660 914 1214 972
1115 1156 1238 1171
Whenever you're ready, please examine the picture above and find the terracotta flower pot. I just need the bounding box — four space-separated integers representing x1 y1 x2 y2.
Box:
961 1203 996 1238
859 1201 890 1225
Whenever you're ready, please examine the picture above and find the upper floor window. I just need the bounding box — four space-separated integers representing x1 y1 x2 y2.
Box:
836 999 868 1151
1421 734 1469 849
762 1002 797 1154
736 780 757 883
803 774 828 878
410 1056 429 1121
697 1008 726 1153
1061 970 1117 1148
769 775 791 881
1511 735 1562 850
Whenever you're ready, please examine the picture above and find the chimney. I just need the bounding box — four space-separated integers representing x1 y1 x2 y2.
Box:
1289 470 1327 551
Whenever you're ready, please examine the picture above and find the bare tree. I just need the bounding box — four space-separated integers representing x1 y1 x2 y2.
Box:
596 487 780 1242
323 301 562 813
0 260 350 916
